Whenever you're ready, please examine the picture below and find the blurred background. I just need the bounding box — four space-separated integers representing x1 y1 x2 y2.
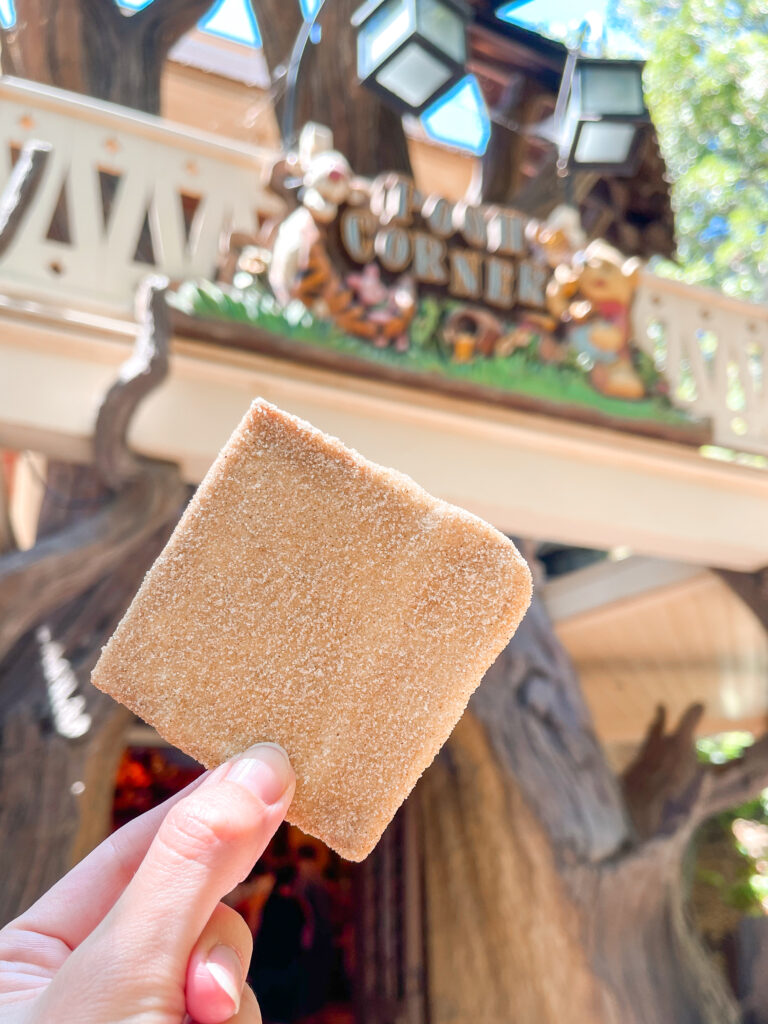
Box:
2 1 768 1022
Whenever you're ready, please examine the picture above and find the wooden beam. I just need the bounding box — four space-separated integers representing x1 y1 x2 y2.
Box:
3 302 768 571
543 556 704 624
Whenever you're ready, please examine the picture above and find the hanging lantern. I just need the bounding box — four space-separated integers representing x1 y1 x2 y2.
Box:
352 0 470 115
559 58 651 174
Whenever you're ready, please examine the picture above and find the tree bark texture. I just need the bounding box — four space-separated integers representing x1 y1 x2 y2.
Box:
419 588 766 1024
0 0 217 113
0 279 186 926
254 0 412 176
1 0 412 173
0 482 174 923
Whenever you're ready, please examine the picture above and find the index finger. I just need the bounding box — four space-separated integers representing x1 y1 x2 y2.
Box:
8 770 209 947
100 743 294 960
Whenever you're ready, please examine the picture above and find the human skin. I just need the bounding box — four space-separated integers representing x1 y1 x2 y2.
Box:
0 742 296 1024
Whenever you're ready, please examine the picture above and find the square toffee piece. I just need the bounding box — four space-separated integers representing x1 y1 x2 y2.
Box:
92 399 532 860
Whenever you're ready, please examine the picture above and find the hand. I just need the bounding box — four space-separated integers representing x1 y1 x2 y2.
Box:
0 742 295 1024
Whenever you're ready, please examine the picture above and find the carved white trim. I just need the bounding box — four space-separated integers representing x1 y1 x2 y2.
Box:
0 77 283 316
634 271 768 456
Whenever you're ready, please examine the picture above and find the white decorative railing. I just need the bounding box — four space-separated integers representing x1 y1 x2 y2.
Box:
634 271 768 456
0 76 766 458
0 77 284 315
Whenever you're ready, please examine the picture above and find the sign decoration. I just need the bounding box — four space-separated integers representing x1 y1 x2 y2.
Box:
170 123 703 438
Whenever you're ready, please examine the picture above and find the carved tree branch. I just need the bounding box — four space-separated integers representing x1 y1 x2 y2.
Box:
0 467 183 664
127 0 218 57
2 0 216 113
77 0 122 35
471 591 630 864
623 703 768 844
0 502 175 923
0 276 185 664
94 275 172 488
622 705 705 841
0 0 89 89
254 0 411 174
696 734 768 824
250 0 303 75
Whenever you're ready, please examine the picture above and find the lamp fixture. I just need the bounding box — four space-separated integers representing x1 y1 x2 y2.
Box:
351 0 471 115
558 57 651 174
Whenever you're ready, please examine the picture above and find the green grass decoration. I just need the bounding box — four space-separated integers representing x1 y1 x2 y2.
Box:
169 279 696 427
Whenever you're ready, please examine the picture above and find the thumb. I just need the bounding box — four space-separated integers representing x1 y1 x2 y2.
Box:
101 742 295 962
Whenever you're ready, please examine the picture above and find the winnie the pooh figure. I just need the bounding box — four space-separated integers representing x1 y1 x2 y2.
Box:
546 239 645 400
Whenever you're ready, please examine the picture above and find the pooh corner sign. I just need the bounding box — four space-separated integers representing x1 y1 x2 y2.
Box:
168 124 709 446
338 176 549 313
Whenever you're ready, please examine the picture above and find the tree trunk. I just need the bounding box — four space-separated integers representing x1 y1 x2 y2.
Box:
2 0 411 170
419 588 756 1024
0 467 176 923
1 0 216 113
255 0 411 176
0 279 186 926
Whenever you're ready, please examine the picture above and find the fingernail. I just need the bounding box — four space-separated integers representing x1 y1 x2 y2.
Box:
224 742 294 805
205 944 242 1014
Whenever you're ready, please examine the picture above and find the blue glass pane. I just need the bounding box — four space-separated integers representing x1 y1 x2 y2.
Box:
495 0 641 55
199 0 261 46
0 0 15 28
497 0 607 30
119 0 262 46
421 75 491 156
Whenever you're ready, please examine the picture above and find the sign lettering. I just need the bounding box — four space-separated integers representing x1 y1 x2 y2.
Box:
339 178 548 313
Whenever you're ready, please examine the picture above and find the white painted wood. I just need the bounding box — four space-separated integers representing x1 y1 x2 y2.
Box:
0 77 766 465
634 271 768 456
3 302 768 571
168 30 271 89
0 77 283 315
8 451 46 551
558 571 768 744
542 556 704 623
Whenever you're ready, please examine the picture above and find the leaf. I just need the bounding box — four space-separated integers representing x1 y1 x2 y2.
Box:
616 0 768 303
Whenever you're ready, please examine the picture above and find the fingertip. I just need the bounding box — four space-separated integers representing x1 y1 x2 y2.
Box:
216 743 295 807
187 943 243 1024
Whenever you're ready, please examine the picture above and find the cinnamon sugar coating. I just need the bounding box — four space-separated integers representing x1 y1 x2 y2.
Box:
92 399 532 860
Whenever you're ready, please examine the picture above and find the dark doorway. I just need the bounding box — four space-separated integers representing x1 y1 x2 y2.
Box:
112 744 357 1024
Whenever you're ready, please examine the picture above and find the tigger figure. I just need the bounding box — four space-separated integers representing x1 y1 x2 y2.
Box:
269 124 415 350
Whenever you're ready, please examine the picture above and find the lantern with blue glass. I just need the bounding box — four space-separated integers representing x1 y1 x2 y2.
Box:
352 0 470 115
557 57 651 175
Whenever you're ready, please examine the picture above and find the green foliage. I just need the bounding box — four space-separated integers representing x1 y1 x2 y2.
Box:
610 0 768 303
695 863 765 913
694 731 768 915
697 730 755 765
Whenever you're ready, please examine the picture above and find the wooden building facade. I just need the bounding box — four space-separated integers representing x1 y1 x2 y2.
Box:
2 6 768 1024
